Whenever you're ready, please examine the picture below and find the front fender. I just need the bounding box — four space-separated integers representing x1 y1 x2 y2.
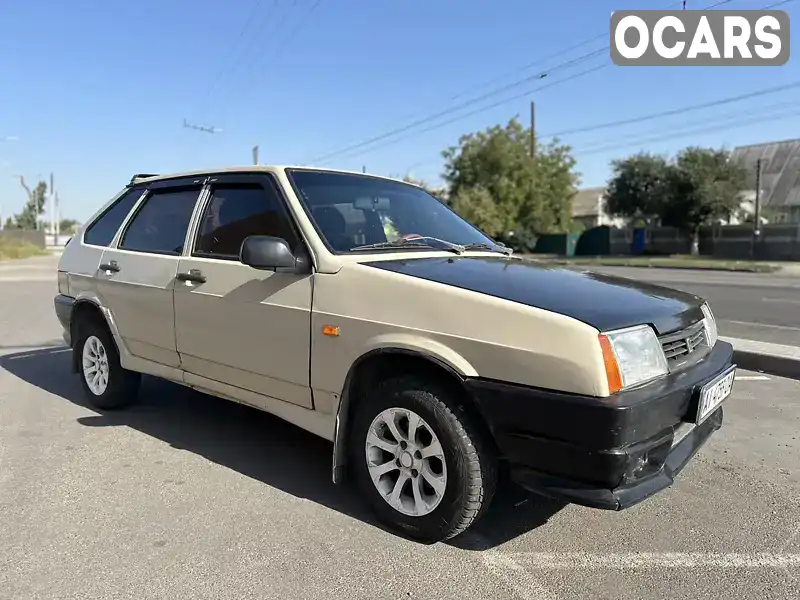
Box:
331 337 476 484
359 333 478 378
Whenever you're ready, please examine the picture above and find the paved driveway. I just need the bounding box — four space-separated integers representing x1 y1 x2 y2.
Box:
1 277 798 600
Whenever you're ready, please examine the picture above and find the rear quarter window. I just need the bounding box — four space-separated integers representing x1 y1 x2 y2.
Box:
83 188 144 247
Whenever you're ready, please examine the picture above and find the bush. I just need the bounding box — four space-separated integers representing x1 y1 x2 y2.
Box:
0 239 47 260
495 226 538 253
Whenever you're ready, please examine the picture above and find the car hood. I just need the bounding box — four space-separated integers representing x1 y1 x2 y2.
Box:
362 255 705 335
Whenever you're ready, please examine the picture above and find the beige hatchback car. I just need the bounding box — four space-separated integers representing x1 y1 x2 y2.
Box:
55 167 736 542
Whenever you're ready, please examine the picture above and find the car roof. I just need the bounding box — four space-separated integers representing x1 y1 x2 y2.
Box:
130 166 418 187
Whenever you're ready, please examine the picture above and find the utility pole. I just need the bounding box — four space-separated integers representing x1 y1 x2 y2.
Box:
529 101 536 160
752 157 763 258
55 191 61 243
252 145 259 165
50 173 56 245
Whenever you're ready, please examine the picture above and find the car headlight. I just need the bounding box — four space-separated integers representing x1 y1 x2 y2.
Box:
701 303 718 348
599 324 669 394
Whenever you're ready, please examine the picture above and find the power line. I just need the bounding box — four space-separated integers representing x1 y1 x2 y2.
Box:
310 49 608 163
211 0 324 124
576 107 800 156
440 0 681 104
407 94 800 169
271 0 324 61
315 0 686 153
307 0 743 164
404 101 800 173
579 98 799 147
196 0 299 120
541 80 800 139
199 0 272 112
578 100 800 151
324 63 608 164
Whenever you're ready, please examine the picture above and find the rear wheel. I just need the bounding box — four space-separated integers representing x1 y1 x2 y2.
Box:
75 317 141 410
351 375 497 542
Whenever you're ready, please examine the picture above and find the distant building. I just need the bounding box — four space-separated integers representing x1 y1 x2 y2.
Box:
730 138 800 224
571 187 626 229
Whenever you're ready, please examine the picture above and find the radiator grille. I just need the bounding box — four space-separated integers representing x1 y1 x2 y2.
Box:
659 321 707 364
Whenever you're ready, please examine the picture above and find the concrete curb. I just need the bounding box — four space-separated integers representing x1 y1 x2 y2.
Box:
724 336 800 380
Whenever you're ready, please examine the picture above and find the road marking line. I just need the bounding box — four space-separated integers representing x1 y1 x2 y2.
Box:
482 550 555 600
723 319 800 333
505 552 800 569
469 533 554 600
0 277 56 283
762 297 800 305
2 348 69 359
735 375 771 380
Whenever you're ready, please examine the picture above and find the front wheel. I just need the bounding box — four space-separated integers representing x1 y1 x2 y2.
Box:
350 375 497 542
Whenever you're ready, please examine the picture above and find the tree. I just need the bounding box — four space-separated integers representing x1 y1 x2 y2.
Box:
604 153 671 223
6 177 47 230
449 186 504 237
604 148 748 254
441 117 579 243
59 218 81 234
663 147 747 254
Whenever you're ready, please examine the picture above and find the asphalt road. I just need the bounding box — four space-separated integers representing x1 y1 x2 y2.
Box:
581 266 800 347
1 278 799 599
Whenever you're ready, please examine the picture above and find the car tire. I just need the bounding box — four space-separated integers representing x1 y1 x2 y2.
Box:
350 374 498 543
75 317 141 410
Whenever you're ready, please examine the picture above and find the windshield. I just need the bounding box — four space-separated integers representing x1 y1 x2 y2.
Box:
286 169 498 253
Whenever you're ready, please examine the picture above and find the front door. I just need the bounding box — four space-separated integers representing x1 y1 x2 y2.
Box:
173 173 313 408
96 181 204 368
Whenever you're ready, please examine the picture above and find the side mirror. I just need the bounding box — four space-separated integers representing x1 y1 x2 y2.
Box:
240 235 298 271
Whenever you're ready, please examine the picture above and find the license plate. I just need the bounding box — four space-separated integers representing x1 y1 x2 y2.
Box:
696 367 736 423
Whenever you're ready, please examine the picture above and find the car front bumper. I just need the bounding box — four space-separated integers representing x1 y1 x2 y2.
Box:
465 340 734 510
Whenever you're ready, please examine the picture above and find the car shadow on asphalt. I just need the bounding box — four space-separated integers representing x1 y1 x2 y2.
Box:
0 346 565 550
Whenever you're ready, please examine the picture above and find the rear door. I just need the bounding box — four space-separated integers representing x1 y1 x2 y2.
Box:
173 173 314 408
96 178 205 368
60 187 145 300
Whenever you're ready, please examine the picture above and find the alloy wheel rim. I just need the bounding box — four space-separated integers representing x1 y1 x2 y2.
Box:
365 407 448 517
82 335 109 395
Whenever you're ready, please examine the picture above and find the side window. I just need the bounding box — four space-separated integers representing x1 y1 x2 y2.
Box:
194 183 298 259
83 188 143 247
119 188 200 255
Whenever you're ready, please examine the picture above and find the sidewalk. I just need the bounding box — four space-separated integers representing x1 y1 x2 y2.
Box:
724 336 800 380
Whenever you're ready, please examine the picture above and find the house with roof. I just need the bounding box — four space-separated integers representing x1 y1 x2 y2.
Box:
571 187 626 229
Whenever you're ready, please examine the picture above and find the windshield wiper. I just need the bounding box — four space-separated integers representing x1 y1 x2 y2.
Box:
462 242 514 255
350 237 465 254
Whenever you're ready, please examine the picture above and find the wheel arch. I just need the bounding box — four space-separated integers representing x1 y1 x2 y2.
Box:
69 298 119 373
331 345 494 485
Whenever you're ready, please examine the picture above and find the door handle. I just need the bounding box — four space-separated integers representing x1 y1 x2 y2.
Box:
99 261 120 273
177 269 207 284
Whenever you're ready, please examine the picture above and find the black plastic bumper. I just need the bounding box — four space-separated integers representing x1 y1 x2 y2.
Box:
465 341 734 510
54 294 75 346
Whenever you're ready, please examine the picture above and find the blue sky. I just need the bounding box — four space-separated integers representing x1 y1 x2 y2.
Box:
1 0 798 223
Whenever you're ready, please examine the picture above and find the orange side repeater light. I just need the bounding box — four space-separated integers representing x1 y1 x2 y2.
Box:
598 334 623 395
322 325 340 337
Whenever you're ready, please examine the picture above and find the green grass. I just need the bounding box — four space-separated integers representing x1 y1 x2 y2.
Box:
0 239 48 261
527 254 786 273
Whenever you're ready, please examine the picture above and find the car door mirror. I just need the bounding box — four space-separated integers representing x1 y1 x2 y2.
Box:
240 235 298 271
